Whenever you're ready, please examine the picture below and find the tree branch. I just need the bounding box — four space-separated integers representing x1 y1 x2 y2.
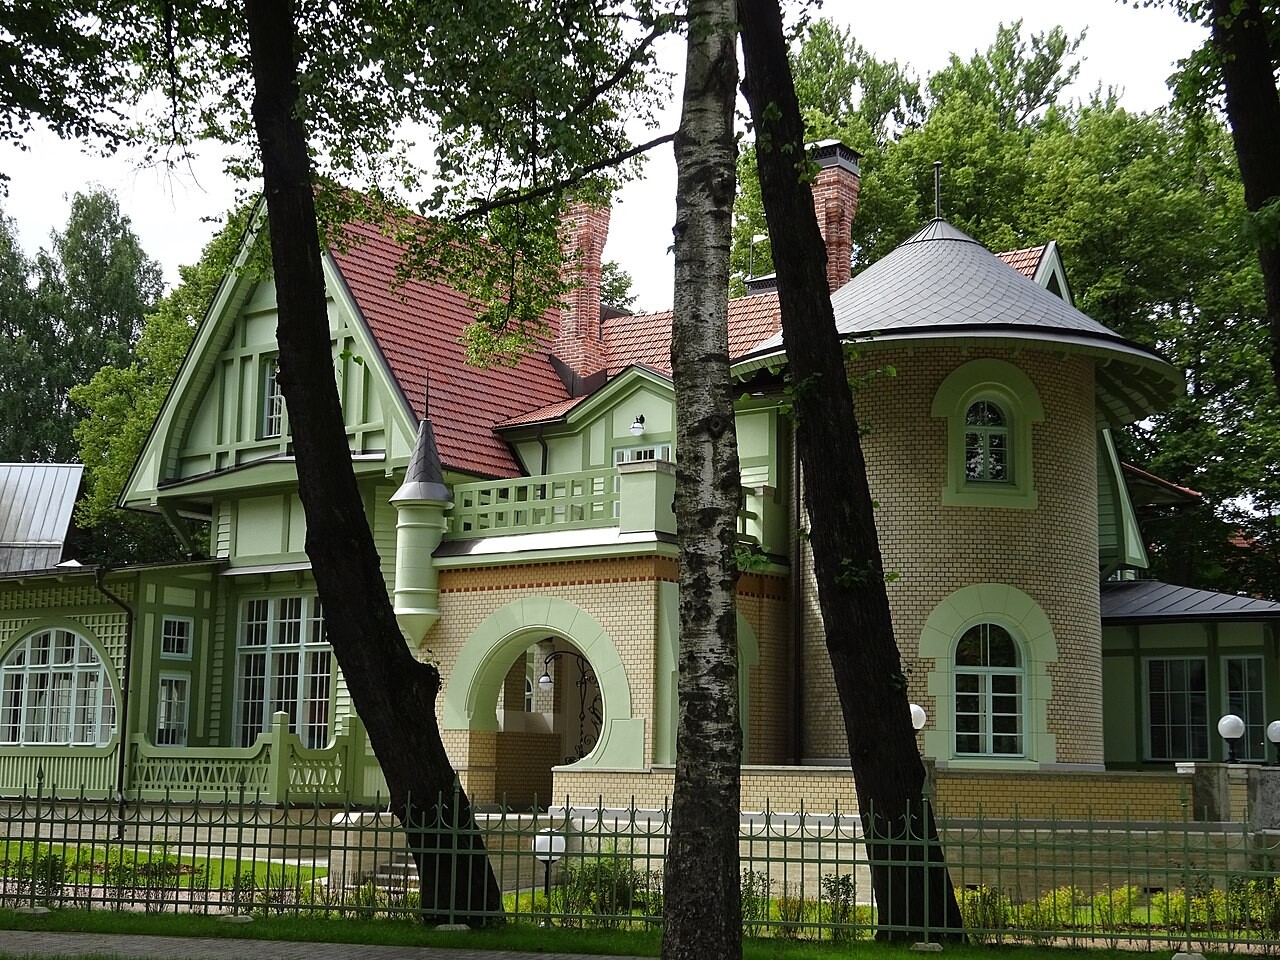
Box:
453 132 675 222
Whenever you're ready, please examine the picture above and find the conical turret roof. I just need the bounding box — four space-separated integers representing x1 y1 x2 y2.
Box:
736 219 1181 425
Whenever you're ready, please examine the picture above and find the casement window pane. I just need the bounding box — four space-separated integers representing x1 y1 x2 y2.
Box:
156 676 190 746
1146 657 1208 761
0 631 115 747
161 618 193 658
1225 655 1266 761
236 596 332 748
954 623 1024 757
243 599 269 646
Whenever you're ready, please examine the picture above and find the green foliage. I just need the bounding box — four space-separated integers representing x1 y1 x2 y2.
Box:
740 869 773 937
1091 884 1140 947
556 846 661 927
0 191 161 465
0 1 138 168
927 20 1086 130
819 873 858 941
956 884 1011 943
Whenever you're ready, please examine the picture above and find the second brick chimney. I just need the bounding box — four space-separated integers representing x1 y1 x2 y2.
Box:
811 140 861 293
555 201 611 380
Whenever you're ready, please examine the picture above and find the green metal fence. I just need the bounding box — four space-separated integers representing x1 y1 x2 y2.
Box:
3 776 1280 947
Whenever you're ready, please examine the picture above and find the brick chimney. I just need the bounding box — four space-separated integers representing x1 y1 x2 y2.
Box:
555 200 611 379
810 140 861 293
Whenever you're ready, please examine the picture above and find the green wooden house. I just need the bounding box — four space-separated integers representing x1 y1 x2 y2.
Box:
3 142 1277 812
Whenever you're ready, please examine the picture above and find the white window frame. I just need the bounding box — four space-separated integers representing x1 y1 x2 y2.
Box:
614 444 673 466
234 595 333 749
160 616 194 660
260 357 284 439
953 622 1025 758
1144 656 1209 761
0 629 116 747
155 673 190 746
1224 654 1266 762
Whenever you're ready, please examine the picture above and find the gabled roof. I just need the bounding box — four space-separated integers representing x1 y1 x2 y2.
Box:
996 244 1047 279
329 221 571 477
0 463 83 573
497 365 673 431
1101 579 1280 623
1122 462 1201 507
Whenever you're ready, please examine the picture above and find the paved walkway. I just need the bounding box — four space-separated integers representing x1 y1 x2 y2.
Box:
0 931 648 960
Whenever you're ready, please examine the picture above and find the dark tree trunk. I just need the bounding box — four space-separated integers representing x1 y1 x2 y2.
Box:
243 0 501 924
661 0 743 958
737 0 963 940
1210 0 1280 394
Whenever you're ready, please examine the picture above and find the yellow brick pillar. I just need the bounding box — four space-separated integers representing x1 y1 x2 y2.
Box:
456 729 499 804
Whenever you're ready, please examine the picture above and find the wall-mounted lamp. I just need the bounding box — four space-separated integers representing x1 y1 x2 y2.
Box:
909 703 928 732
1267 720 1280 765
630 415 646 437
1218 713 1246 763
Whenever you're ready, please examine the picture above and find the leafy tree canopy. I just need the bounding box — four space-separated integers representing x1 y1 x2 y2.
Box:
0 189 160 464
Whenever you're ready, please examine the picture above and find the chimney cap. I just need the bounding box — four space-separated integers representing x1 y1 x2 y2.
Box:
809 139 861 175
745 273 778 293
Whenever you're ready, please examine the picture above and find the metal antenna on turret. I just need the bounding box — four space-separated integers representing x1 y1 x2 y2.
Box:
933 161 942 219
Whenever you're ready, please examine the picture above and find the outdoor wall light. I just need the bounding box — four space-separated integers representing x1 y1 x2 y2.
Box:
909 703 927 732
629 414 646 437
1267 720 1280 765
1218 713 1246 763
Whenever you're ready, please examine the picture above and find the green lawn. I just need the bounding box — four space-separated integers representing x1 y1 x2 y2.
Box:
0 841 326 887
0 908 1243 960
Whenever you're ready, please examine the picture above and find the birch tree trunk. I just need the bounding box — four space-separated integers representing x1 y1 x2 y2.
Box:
661 0 744 957
738 0 963 939
244 0 501 924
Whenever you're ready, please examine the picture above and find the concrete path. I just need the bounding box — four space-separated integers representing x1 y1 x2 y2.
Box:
0 930 649 960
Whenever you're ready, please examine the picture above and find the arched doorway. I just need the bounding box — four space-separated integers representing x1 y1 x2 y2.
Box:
443 597 644 807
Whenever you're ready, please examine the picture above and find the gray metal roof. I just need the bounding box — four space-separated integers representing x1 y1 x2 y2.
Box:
1101 579 1280 624
736 219 1183 424
0 463 83 573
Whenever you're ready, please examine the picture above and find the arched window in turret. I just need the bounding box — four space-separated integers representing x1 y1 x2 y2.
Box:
964 399 1011 482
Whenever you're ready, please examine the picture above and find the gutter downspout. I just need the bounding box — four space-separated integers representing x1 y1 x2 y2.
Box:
94 569 134 838
791 418 805 764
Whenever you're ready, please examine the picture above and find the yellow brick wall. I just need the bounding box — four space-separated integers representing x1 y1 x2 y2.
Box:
739 573 791 765
800 347 1102 764
426 557 789 802
495 731 562 808
933 769 1190 821
551 766 1192 821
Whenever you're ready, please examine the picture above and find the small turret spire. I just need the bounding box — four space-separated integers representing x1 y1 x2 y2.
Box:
933 161 943 220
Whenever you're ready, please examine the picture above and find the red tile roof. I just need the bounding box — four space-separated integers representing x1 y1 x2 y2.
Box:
497 395 588 427
606 291 783 373
330 221 569 478
995 245 1046 279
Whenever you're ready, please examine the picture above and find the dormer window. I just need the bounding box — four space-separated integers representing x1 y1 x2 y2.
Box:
261 358 284 439
964 400 1010 482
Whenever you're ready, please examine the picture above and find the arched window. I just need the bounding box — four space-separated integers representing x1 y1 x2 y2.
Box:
931 359 1044 508
954 623 1023 756
964 400 1010 482
0 629 116 746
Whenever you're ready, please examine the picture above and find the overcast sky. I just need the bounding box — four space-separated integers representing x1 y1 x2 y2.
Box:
3 1 1207 312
